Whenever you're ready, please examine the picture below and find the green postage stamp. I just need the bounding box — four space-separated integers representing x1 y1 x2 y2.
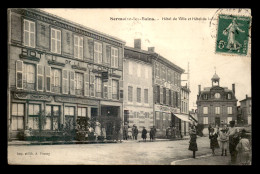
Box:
216 14 251 55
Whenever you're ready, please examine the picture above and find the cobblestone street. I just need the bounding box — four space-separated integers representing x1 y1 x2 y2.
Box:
8 137 232 165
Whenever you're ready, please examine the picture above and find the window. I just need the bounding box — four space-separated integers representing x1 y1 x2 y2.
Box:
203 117 208 124
155 63 160 78
45 105 59 130
77 107 87 129
203 94 208 100
11 103 24 131
227 117 233 124
203 107 208 114
24 19 35 48
227 107 233 114
74 35 83 59
103 81 108 99
23 63 36 90
112 80 119 100
90 74 95 97
175 92 179 107
169 90 172 106
215 107 220 114
144 89 148 104
75 73 84 95
95 77 102 98
156 86 160 103
215 93 221 99
163 88 166 104
161 66 166 80
51 69 61 93
94 42 102 64
167 69 171 82
37 65 44 91
137 88 141 103
28 104 40 130
65 106 75 130
227 93 232 99
128 86 133 102
129 61 133 75
51 28 61 54
111 47 118 68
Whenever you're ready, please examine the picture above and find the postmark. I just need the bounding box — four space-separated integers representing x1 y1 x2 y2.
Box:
215 14 251 56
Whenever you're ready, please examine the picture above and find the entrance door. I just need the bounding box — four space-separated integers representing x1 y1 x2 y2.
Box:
215 117 220 126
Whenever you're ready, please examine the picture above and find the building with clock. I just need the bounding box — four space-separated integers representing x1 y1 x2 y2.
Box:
196 72 237 133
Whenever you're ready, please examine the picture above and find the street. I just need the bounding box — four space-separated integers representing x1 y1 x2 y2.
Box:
8 137 217 165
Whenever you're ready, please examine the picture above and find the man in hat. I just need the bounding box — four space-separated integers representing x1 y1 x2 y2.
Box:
123 122 129 140
227 120 239 164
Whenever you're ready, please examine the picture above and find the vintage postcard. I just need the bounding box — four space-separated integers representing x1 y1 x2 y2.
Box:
7 8 251 165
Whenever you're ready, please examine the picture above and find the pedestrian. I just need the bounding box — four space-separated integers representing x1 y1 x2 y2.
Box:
128 126 132 139
236 129 251 165
152 126 157 140
227 120 240 165
188 127 198 158
123 122 129 140
142 127 147 142
132 125 139 140
209 127 219 156
208 123 212 134
219 125 229 156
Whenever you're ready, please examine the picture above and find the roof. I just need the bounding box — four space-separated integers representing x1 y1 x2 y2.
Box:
211 73 220 81
21 8 126 45
240 97 251 102
181 86 191 93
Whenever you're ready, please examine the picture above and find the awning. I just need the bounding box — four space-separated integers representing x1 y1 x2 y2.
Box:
172 113 192 123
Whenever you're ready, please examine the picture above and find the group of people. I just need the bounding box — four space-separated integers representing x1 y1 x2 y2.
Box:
123 122 157 141
188 121 251 165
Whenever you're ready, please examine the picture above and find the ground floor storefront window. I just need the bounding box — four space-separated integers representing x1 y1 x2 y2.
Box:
45 105 60 130
65 106 75 130
28 104 40 130
11 103 24 131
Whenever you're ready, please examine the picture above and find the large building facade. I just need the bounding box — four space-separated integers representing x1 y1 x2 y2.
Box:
150 50 184 137
123 43 153 130
8 8 125 140
196 73 237 132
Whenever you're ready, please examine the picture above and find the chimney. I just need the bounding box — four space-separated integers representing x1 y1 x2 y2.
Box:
148 47 155 52
198 85 201 93
232 84 235 94
134 39 141 49
246 94 248 99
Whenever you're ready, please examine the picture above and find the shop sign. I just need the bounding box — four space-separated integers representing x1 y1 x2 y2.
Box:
55 96 99 105
13 92 52 101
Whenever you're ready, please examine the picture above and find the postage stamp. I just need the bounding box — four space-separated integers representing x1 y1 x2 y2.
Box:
216 14 251 56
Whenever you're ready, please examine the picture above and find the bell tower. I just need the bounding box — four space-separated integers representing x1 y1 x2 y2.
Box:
211 67 220 86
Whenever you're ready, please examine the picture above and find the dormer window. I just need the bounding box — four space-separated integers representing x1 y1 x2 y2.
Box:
227 93 232 99
215 93 220 99
203 94 208 100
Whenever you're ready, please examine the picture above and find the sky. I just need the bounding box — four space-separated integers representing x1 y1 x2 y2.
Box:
40 8 251 110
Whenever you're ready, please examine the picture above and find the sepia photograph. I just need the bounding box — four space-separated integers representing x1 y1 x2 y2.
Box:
7 8 252 165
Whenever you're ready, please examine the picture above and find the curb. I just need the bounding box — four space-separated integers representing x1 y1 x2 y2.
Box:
171 153 212 165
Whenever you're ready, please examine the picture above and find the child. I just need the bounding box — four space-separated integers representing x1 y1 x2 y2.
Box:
219 125 229 156
209 128 219 156
142 127 147 142
236 129 251 165
188 127 198 158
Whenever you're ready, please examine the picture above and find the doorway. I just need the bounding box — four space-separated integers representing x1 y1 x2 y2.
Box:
215 117 220 126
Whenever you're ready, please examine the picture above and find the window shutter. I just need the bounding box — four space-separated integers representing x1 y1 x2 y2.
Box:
70 71 75 95
16 60 23 89
30 22 35 48
74 36 78 58
118 48 122 69
79 37 83 59
108 79 112 99
90 73 95 97
45 66 51 92
24 20 29 46
106 46 111 66
88 38 94 60
51 29 56 53
99 44 102 63
160 86 163 104
57 30 61 54
84 71 89 96
166 89 169 105
37 64 44 91
62 70 69 94
119 79 123 101
154 85 157 104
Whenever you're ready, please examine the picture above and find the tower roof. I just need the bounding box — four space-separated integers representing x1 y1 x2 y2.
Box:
211 73 220 81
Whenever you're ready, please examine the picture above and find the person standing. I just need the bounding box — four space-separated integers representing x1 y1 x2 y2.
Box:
209 128 220 156
128 126 132 139
132 125 139 140
227 121 239 165
219 125 229 156
142 127 147 142
188 127 198 158
123 122 129 140
236 129 251 165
